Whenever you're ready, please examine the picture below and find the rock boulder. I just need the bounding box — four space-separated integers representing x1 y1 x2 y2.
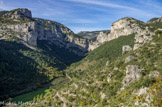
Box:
125 56 134 63
122 65 142 89
122 45 132 54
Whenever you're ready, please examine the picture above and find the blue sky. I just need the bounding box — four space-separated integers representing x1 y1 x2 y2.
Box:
0 0 162 33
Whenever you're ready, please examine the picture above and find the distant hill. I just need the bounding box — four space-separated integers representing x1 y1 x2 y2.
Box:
77 30 110 40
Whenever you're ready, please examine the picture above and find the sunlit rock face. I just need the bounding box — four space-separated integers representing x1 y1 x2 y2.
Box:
0 22 38 46
0 8 89 56
96 32 108 43
121 65 143 90
106 17 153 44
93 17 155 50
80 17 156 51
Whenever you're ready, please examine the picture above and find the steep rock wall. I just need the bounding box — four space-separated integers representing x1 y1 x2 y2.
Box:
0 9 89 56
95 17 156 50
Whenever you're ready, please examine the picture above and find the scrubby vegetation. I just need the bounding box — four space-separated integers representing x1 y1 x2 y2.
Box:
0 34 83 101
0 36 62 100
146 21 162 29
107 30 162 106
17 34 135 106
18 30 162 107
69 33 135 72
146 17 162 29
12 77 70 103
12 88 47 103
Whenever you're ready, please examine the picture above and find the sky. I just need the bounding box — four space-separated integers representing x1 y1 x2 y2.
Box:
0 0 162 33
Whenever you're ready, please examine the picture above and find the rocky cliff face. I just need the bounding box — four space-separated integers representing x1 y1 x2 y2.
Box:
77 30 110 51
85 17 157 51
34 18 89 55
108 17 154 43
95 17 156 50
0 8 88 56
86 31 110 51
96 31 109 43
0 22 38 46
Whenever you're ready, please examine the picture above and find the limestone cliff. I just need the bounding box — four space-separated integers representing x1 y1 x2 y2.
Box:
34 18 89 55
94 17 157 50
0 8 88 56
77 30 110 51
0 22 38 46
83 17 157 51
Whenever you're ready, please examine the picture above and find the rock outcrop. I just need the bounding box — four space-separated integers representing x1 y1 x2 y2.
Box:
0 22 38 46
122 65 142 90
106 17 154 44
133 44 143 50
125 55 134 63
87 31 110 50
134 87 149 96
34 18 89 55
92 17 155 51
107 74 112 83
80 17 157 51
77 30 110 51
96 32 108 43
122 45 132 54
3 8 32 18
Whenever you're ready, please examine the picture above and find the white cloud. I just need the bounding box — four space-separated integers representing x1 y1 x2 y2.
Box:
64 0 161 17
64 0 136 10
37 0 75 17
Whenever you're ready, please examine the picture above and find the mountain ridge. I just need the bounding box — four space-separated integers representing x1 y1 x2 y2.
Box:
77 30 110 40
